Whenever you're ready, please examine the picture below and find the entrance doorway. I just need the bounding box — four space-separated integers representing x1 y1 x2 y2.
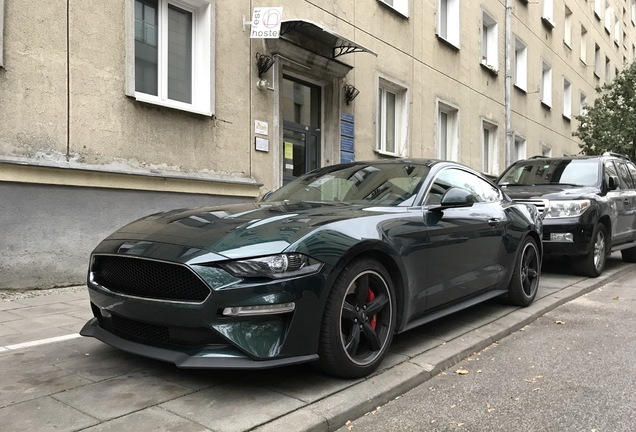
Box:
282 76 321 184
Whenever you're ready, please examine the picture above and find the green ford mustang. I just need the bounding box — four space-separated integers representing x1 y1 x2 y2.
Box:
81 159 542 378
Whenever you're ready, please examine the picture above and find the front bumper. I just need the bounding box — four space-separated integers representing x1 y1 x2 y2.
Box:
541 217 595 257
81 248 332 369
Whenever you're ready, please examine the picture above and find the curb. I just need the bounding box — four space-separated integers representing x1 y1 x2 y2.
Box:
253 262 635 432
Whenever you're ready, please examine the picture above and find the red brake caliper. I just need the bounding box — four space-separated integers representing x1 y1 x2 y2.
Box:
367 289 377 330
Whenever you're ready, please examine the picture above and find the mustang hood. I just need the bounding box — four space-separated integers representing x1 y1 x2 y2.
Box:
97 201 395 261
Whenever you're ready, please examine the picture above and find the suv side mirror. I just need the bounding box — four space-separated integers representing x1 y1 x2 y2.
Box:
607 175 619 191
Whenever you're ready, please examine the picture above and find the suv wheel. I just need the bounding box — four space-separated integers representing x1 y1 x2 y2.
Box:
574 224 607 278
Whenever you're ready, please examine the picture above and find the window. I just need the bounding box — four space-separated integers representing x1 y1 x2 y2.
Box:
594 44 602 78
564 6 572 47
482 120 499 175
594 0 602 19
426 168 501 205
605 56 611 82
614 15 620 45
541 61 552 107
605 1 612 33
562 78 572 119
514 37 528 91
127 0 213 116
541 144 552 157
514 135 527 162
580 91 587 116
377 79 408 156
437 100 459 161
0 0 4 68
438 0 460 48
378 0 409 17
632 1 636 25
481 11 498 70
542 0 555 27
580 26 587 63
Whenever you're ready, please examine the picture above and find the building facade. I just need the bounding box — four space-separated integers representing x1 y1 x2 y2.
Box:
1 0 635 289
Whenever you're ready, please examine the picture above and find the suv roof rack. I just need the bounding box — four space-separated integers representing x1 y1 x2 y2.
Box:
602 151 631 161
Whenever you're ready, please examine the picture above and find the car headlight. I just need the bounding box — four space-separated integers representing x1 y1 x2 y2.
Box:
544 200 591 218
220 253 323 279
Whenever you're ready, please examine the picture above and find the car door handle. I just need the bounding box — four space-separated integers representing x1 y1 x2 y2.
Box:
488 218 502 227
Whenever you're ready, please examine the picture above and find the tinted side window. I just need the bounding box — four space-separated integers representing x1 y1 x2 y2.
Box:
626 162 636 188
425 168 500 204
605 161 619 188
616 161 635 189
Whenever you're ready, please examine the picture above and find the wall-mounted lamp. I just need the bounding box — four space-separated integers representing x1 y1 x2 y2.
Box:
344 84 360 105
256 52 275 91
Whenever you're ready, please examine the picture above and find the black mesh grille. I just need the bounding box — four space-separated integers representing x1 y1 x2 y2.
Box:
105 313 227 347
92 255 210 302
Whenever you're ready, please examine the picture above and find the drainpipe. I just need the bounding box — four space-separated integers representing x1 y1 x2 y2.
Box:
504 0 513 168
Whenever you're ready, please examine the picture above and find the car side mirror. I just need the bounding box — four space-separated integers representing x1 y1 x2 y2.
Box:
607 175 619 191
440 187 477 207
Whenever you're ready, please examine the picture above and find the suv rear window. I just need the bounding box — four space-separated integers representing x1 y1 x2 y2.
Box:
498 159 599 187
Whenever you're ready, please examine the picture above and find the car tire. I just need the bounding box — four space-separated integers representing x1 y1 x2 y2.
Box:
318 258 396 379
506 237 541 307
621 245 636 262
574 224 607 278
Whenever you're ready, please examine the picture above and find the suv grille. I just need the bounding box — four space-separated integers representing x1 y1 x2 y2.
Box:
513 199 549 216
92 255 211 302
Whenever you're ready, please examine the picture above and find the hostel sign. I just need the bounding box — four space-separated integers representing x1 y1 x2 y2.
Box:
250 7 283 38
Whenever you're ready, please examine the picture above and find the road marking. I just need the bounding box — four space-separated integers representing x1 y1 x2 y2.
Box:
2 333 82 351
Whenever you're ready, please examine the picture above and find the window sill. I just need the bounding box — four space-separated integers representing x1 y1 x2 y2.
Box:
579 58 587 67
562 114 571 122
436 34 460 51
480 61 498 76
541 17 555 30
514 84 527 94
541 101 552 110
376 0 409 18
133 93 213 117
375 149 403 158
563 41 572 51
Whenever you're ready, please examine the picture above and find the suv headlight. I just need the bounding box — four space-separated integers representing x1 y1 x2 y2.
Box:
220 253 323 279
544 200 591 218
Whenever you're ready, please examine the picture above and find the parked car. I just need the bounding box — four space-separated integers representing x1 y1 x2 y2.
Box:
497 152 636 277
81 159 542 378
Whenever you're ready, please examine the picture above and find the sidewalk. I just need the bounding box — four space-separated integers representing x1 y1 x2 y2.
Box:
0 253 633 432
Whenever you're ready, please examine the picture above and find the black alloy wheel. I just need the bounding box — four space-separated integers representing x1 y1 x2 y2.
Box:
318 258 396 378
507 237 541 307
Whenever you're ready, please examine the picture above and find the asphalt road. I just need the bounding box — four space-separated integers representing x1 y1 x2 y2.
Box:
337 268 636 432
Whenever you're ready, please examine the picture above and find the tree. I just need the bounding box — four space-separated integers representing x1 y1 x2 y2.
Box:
573 61 636 160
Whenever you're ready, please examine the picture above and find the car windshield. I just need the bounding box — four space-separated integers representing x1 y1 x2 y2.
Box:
497 159 599 187
263 162 431 206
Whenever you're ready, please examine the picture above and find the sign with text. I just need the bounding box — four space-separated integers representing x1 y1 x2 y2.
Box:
250 7 283 38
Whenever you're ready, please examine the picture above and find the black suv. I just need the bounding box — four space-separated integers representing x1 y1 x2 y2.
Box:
496 153 636 277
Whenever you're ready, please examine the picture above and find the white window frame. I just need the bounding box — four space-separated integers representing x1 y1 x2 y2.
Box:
377 0 409 17
604 2 612 33
605 56 611 82
564 6 572 48
514 135 527 162
632 1 636 25
562 77 572 120
594 44 602 78
514 37 528 91
541 143 552 157
541 61 552 108
580 91 587 116
481 11 498 71
436 99 460 162
580 25 587 64
125 0 214 116
377 78 409 157
542 0 555 28
437 0 460 48
481 119 499 175
614 15 620 46
594 0 602 19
